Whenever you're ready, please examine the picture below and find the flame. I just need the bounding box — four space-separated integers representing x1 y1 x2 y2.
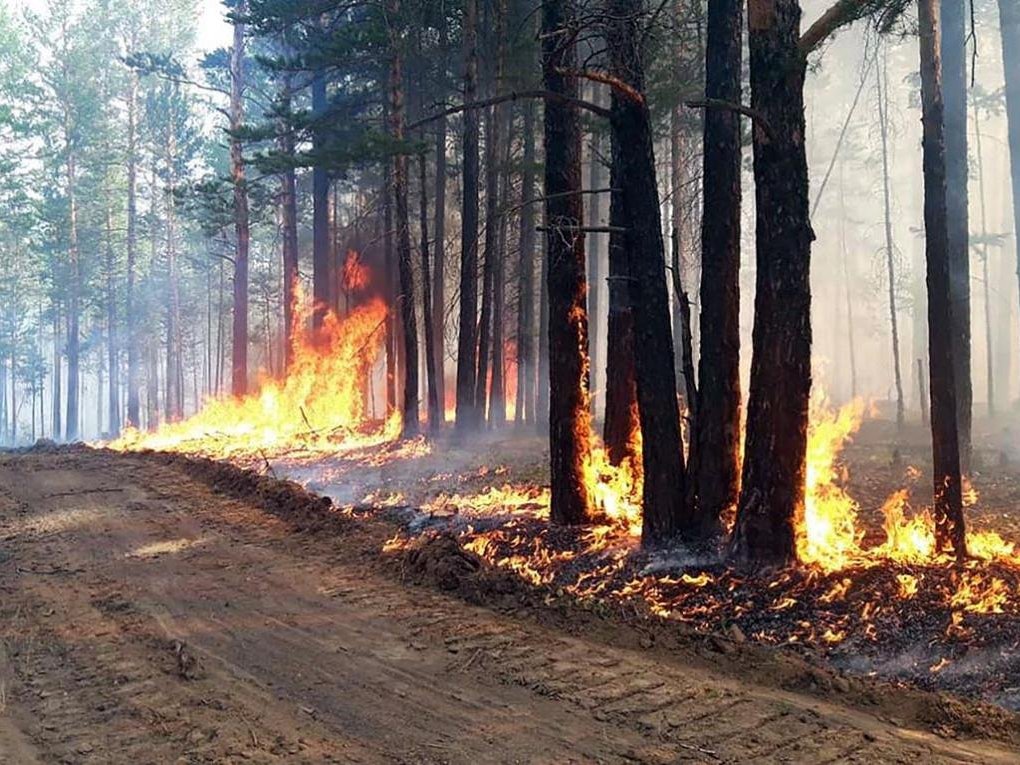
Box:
107 286 406 459
342 250 370 292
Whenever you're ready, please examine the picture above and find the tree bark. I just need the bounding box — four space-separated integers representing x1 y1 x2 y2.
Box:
125 64 141 429
419 151 441 429
941 0 971 470
433 2 449 415
998 0 1020 407
455 0 481 433
692 0 742 539
973 99 994 416
602 146 640 467
312 70 331 330
64 145 80 440
587 87 608 414
918 0 966 557
230 6 250 398
516 97 539 425
279 71 300 372
388 0 420 437
543 0 592 525
104 201 120 436
51 310 61 439
877 48 905 429
606 0 688 546
731 0 813 566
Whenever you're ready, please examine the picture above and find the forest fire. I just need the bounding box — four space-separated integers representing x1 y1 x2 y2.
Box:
107 290 414 461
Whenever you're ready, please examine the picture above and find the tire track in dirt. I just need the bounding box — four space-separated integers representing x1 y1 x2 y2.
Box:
0 449 1017 764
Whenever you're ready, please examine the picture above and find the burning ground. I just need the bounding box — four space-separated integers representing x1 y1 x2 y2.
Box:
101 296 1020 713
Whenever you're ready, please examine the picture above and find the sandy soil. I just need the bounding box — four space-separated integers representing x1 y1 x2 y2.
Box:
0 448 1017 764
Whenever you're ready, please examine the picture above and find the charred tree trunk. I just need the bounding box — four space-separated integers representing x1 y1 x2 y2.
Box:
692 0 742 539
731 0 813 566
877 49 905 429
125 64 140 429
474 100 499 423
382 169 397 413
388 0 420 437
516 97 539 425
919 0 966 557
455 0 481 433
432 1 449 415
543 0 591 525
603 148 640 468
279 71 300 371
230 7 250 398
606 0 688 546
312 70 331 330
419 151 441 429
941 0 971 470
998 0 1020 403
490 97 513 427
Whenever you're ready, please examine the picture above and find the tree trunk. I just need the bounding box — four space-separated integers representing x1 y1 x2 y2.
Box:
543 0 591 525
606 0 688 546
731 0 813 566
877 48 905 429
489 96 512 427
165 113 182 421
691 0 742 538
382 169 397 414
455 0 481 433
312 70 330 330
919 0 966 557
973 99 994 415
475 0 508 428
419 151 441 429
941 0 971 470
279 71 300 371
433 4 449 415
105 202 120 436
998 0 1020 412
587 88 608 413
602 146 640 468
230 8 250 397
125 65 140 429
516 97 538 425
839 158 858 398
64 150 80 442
388 0 420 437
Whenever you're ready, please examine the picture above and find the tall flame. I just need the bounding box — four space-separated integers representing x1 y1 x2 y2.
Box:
108 287 397 459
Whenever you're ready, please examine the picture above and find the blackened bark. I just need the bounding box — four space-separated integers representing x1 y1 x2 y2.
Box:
602 148 640 467
474 103 500 422
433 3 449 414
230 7 250 398
455 0 481 433
544 0 591 525
998 0 1020 394
731 0 812 566
388 0 419 437
919 0 966 557
419 151 441 429
605 0 687 546
312 71 330 330
383 169 397 412
692 0 742 539
941 0 971 471
516 97 538 425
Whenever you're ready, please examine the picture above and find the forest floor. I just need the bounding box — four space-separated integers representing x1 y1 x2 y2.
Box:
1 446 1020 763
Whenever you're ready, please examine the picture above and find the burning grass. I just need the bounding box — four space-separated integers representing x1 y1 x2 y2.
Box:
99 286 1020 707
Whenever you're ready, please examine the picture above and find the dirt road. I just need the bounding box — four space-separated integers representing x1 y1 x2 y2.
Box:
0 449 1016 764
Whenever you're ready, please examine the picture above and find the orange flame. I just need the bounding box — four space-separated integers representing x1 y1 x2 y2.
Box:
108 286 405 459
